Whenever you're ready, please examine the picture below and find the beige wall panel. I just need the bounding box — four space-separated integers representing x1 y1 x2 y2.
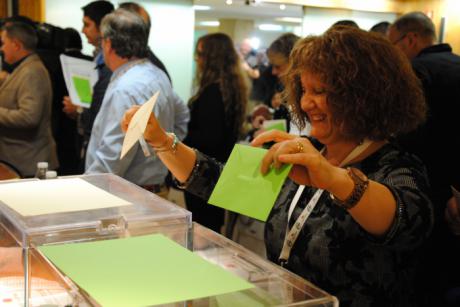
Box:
0 0 7 19
19 0 44 22
219 19 254 44
268 0 460 53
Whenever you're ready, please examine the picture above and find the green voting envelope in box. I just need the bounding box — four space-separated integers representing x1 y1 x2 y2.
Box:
208 144 292 221
72 76 92 105
39 234 253 307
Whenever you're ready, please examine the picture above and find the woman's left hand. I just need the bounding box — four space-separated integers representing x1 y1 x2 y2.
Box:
251 130 337 189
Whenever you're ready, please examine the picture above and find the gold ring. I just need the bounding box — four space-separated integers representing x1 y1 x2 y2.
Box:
295 141 304 153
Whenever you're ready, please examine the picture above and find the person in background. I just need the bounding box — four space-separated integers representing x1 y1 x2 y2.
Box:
250 62 277 108
59 27 92 173
369 21 390 35
266 33 300 130
62 0 114 172
1 16 77 175
64 2 174 172
244 104 272 142
239 37 260 80
85 9 189 198
332 19 359 28
118 2 171 84
0 22 58 176
446 195 460 235
0 16 36 74
182 33 248 232
0 22 8 80
246 33 301 142
62 27 92 61
122 27 433 306
388 11 460 306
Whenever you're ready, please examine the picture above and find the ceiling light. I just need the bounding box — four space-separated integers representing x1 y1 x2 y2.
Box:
258 24 283 31
193 5 211 11
226 0 233 4
280 4 286 10
199 21 220 27
275 17 302 23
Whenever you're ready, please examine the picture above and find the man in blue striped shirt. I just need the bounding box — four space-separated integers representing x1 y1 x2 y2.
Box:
85 9 189 197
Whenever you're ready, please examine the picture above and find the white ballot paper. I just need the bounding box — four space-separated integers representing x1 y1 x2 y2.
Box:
60 54 98 108
0 178 132 216
120 91 160 159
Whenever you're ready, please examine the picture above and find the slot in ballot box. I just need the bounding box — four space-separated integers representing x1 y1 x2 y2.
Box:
0 174 192 306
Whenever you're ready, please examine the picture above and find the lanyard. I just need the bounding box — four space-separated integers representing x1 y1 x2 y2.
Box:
278 139 373 266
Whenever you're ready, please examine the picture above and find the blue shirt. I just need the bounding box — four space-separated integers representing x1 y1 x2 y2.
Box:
85 59 189 185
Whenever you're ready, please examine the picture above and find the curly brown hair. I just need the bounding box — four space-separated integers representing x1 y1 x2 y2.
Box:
192 33 249 137
284 26 426 141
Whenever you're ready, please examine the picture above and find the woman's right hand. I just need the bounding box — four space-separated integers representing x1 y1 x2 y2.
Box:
250 129 296 172
251 130 337 190
121 106 169 147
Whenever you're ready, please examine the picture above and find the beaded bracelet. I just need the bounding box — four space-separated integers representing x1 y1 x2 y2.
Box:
153 132 179 154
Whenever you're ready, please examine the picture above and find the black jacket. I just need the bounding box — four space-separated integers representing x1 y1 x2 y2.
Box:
398 44 460 205
397 43 460 306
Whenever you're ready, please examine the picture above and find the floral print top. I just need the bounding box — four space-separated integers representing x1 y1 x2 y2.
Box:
183 143 434 307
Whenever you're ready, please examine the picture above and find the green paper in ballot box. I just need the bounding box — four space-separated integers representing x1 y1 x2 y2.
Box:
72 75 92 105
208 144 292 222
39 234 253 307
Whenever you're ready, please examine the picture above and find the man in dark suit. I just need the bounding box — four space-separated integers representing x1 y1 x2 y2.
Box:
389 11 460 306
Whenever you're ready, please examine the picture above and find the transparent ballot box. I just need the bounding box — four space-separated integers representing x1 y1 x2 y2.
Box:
0 227 86 306
185 223 339 307
35 223 338 307
0 174 192 306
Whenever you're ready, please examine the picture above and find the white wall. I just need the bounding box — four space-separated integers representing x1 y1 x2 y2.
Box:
45 0 195 102
140 0 194 102
45 0 100 55
302 7 397 36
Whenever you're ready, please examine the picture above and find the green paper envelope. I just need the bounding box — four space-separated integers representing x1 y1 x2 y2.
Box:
208 144 292 221
39 234 253 307
72 76 92 104
264 120 287 132
265 122 286 132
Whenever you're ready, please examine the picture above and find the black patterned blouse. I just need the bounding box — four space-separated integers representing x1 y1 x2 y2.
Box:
183 143 434 307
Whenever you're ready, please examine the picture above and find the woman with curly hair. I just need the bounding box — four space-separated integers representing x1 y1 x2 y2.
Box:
122 27 433 306
182 33 248 232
